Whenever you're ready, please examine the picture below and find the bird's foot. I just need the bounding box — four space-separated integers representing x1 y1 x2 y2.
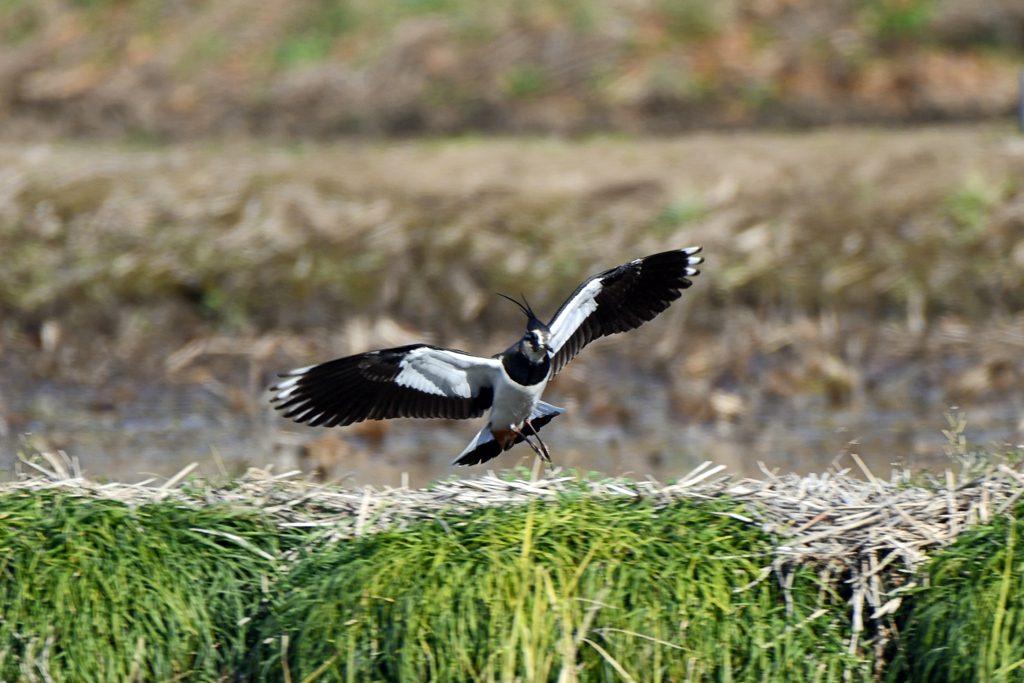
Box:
511 424 548 465
524 418 554 472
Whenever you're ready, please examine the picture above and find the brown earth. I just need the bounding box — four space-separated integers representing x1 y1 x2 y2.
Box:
0 0 1022 141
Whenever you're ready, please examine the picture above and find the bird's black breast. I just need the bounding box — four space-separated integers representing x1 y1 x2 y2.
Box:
500 352 550 386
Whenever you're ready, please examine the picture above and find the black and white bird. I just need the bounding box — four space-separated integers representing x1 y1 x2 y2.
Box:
270 247 703 467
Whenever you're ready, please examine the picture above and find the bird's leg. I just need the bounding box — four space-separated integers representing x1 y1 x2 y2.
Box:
524 418 553 467
510 425 548 463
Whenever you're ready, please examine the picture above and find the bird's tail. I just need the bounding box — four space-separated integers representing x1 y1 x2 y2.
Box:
519 401 564 436
451 427 502 466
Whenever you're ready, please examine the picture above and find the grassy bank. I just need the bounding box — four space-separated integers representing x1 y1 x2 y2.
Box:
896 510 1024 682
2 461 1024 681
0 487 867 682
0 491 293 681
256 497 861 682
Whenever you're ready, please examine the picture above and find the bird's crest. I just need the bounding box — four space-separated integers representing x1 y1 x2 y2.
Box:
497 293 548 332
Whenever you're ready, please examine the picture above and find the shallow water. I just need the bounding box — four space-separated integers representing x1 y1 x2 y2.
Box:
4 362 1021 489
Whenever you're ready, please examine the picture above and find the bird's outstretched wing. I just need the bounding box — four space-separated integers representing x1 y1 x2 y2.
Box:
270 344 500 427
546 247 703 376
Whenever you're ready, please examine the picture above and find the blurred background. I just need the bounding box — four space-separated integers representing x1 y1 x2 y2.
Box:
0 0 1023 486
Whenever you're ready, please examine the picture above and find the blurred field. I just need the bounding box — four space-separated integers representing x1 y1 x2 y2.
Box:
2 124 1024 483
0 0 1021 139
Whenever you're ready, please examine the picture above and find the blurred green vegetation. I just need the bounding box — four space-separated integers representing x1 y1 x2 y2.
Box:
0 0 39 45
863 0 936 45
662 0 724 41
504 64 550 98
275 1 357 68
13 0 1012 69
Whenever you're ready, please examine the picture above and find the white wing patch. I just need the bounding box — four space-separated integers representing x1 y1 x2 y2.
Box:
270 367 312 400
547 278 603 354
279 364 316 380
394 347 500 398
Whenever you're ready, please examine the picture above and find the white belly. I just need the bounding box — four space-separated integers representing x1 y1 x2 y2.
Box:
488 370 548 430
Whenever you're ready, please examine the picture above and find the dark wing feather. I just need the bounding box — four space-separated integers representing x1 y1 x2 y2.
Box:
450 439 503 467
270 344 498 427
546 247 703 376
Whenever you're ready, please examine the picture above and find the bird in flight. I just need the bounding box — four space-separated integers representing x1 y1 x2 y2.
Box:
270 247 703 467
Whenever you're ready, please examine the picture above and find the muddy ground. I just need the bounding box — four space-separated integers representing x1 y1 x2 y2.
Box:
2 124 1024 485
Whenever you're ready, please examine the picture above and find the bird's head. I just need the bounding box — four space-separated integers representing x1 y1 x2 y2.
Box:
521 323 552 363
499 293 552 363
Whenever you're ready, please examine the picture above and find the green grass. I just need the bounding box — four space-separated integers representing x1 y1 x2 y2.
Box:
896 503 1024 683
255 496 869 682
12 483 1024 681
0 488 875 681
0 491 297 682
